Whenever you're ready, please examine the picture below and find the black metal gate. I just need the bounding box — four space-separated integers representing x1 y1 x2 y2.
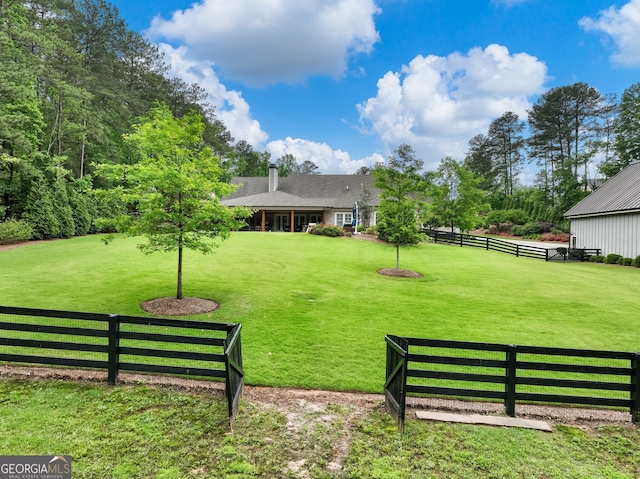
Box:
384 335 408 432
224 323 244 428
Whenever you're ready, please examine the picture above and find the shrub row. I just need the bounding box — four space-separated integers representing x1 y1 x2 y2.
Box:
0 220 33 245
511 221 541 236
11 172 127 242
539 232 570 242
590 254 640 267
486 220 563 237
309 224 344 237
485 209 530 226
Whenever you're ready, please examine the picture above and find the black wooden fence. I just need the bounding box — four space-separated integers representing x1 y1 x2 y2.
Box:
385 335 640 432
0 305 244 426
422 229 600 262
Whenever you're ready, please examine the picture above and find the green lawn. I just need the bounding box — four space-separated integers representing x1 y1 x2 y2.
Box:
1 232 639 392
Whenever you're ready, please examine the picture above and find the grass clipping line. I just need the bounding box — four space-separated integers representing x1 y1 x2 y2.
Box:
140 297 220 316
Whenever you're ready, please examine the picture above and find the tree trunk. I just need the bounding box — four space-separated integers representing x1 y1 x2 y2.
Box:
3 160 13 219
80 118 86 178
177 236 183 299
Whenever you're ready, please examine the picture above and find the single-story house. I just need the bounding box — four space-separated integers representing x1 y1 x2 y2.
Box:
221 164 381 232
565 161 640 258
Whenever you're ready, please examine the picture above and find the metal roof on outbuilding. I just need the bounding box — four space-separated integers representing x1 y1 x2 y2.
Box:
564 162 640 218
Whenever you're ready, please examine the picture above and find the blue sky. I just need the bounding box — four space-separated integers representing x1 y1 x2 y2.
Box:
108 0 640 176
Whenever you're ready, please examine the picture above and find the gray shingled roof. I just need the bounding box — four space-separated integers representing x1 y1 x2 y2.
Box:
565 162 640 218
222 174 381 209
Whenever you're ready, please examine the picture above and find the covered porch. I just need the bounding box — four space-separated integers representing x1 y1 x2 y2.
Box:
243 209 326 232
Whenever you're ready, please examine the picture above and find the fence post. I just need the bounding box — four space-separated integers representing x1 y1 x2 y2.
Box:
545 249 549 262
516 245 519 258
460 233 463 247
486 237 489 251
632 353 640 424
505 345 517 417
107 314 120 385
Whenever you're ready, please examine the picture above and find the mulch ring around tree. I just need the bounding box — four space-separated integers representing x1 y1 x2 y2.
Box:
377 268 423 278
140 297 220 316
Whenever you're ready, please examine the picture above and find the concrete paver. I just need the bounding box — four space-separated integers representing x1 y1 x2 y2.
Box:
415 411 552 431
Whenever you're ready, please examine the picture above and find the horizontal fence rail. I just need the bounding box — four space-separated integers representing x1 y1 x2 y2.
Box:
384 335 640 431
0 306 244 426
421 229 601 262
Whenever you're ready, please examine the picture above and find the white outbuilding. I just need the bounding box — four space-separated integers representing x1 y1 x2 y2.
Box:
565 162 640 258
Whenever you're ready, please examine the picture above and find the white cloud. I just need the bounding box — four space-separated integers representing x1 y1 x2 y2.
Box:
579 0 640 67
267 137 384 173
147 0 380 86
159 44 268 148
357 44 547 169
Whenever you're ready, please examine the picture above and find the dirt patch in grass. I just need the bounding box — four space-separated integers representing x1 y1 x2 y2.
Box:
140 296 220 315
347 233 386 244
377 268 423 278
0 238 61 252
242 386 383 475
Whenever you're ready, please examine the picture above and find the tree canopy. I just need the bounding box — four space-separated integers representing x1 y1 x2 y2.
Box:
610 82 640 178
97 104 252 299
426 157 489 233
373 144 426 270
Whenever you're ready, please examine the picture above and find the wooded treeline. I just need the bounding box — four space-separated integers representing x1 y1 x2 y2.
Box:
463 81 640 227
1 0 639 242
0 0 294 241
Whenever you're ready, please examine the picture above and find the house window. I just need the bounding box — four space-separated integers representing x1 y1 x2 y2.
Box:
335 212 353 227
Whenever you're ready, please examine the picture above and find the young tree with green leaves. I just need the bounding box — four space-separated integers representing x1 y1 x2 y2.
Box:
426 157 489 233
373 144 426 270
97 104 252 299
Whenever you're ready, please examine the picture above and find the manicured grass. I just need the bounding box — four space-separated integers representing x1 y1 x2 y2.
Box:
0 379 319 478
347 407 640 479
1 379 639 479
1 233 639 392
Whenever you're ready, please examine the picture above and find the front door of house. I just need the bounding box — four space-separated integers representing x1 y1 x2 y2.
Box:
275 214 289 232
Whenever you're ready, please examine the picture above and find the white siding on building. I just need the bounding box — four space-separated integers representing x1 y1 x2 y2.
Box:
570 212 640 258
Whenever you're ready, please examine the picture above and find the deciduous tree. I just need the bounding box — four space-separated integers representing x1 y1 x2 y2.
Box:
97 104 252 299
426 158 488 233
373 144 426 270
